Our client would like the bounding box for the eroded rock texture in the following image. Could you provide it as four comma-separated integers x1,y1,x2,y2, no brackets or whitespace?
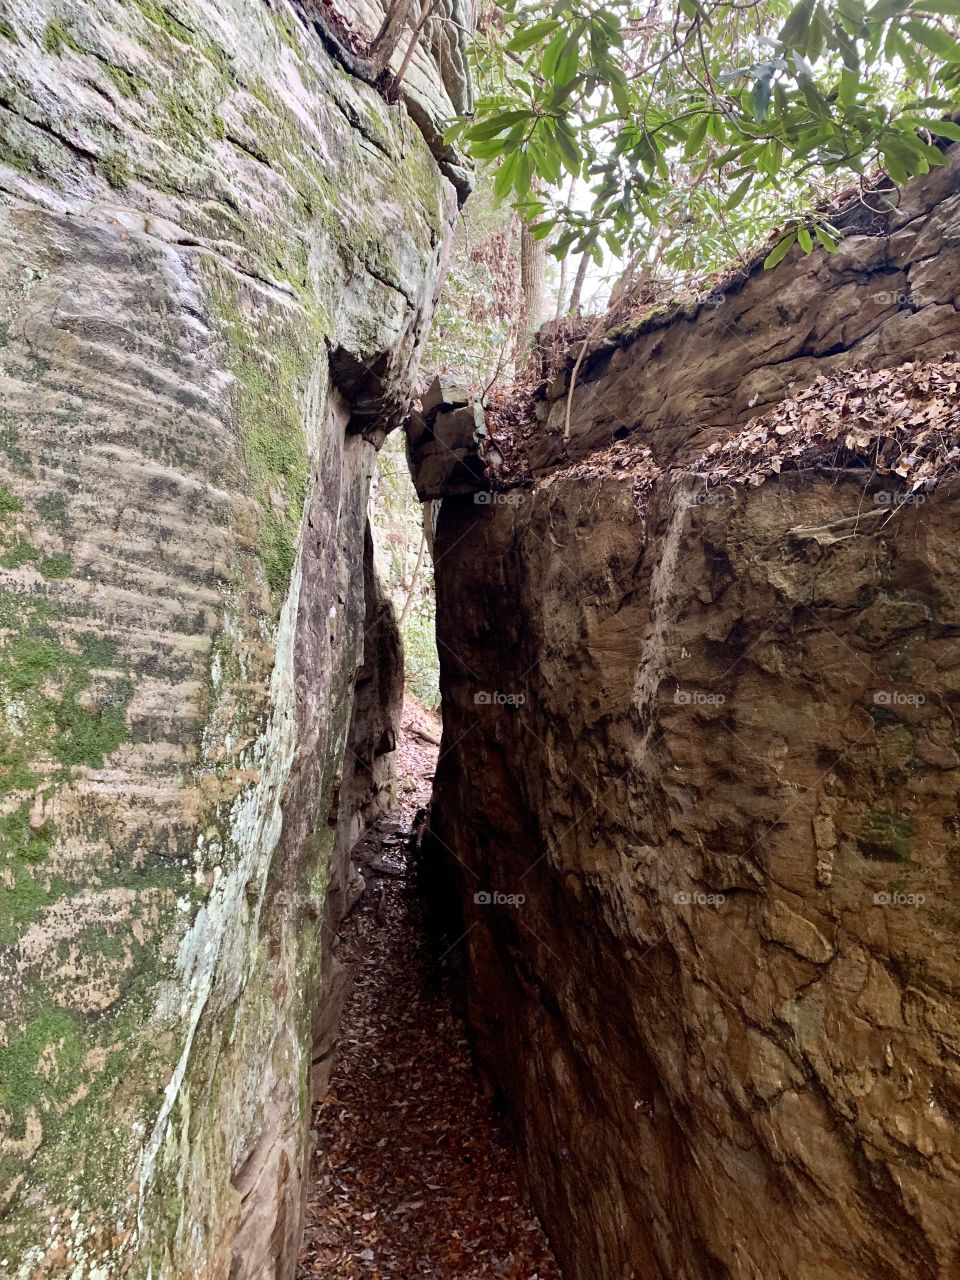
0,0,461,1274
429,158,960,1280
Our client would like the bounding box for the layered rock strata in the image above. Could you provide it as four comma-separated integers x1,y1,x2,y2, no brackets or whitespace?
0,0,463,1274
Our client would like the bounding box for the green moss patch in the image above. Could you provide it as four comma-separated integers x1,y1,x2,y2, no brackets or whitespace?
42,18,82,55
131,0,194,44
0,739,37,796
859,809,916,863
0,483,22,515
55,671,132,769
0,865,71,946
0,535,67,577
39,552,72,580
0,1008,84,1124
105,64,143,99
100,150,131,190
0,427,32,474
0,628,133,775
0,801,55,862
1,534,38,568
204,267,321,610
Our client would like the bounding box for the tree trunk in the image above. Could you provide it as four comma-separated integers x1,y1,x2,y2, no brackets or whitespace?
567,249,590,314
309,0,414,84
554,252,568,321
368,0,416,75
520,223,548,332
553,176,577,320
385,0,434,92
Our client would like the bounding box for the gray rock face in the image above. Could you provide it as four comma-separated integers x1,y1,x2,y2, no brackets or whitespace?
338,0,474,196
428,164,960,1280
406,377,490,499
0,1,460,1275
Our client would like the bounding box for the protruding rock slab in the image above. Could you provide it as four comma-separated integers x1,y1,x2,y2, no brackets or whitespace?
526,148,960,476
405,381,493,499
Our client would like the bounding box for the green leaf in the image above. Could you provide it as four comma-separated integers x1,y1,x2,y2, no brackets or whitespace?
529,218,556,241
553,122,581,176
467,110,532,142
832,18,860,68
469,137,511,160
806,3,828,58
726,174,753,208
902,115,960,139
837,65,859,104
555,31,582,84
516,149,533,196
797,224,813,251
880,147,911,183
761,138,783,177
609,74,632,117
753,76,772,121
791,48,815,80
507,18,560,53
683,113,711,159
814,223,839,251
904,17,960,60
541,28,568,79
867,0,912,20
533,123,563,184
493,151,520,202
764,229,797,268
551,227,578,258
779,0,815,47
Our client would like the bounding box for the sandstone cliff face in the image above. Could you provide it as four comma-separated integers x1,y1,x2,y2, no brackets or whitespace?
0,0,462,1274
427,157,960,1280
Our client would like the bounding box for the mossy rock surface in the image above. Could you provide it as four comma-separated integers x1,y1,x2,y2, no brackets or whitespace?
0,0,456,1272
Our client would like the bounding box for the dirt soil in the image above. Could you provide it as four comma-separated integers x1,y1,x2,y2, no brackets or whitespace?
297,695,561,1279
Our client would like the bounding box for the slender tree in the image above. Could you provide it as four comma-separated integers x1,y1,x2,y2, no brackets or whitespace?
520,219,548,328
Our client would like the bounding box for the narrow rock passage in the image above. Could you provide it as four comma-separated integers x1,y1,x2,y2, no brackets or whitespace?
298,698,560,1279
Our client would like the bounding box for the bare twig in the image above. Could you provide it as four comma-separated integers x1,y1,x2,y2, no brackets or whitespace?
390,0,437,94
562,312,607,441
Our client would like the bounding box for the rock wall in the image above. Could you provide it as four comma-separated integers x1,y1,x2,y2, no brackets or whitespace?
427,157,960,1280
0,0,463,1275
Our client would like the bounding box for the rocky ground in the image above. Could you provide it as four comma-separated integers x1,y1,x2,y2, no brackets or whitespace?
297,696,560,1279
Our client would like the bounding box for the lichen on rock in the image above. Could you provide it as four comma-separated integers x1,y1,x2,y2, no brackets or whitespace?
0,0,462,1273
